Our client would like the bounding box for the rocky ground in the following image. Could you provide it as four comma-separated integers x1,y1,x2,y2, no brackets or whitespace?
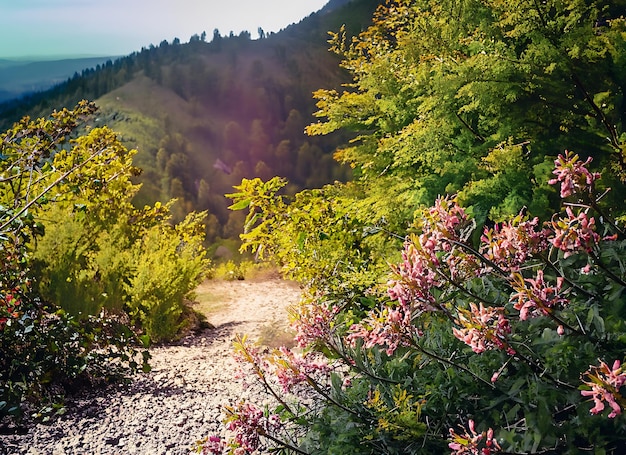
1,277,301,455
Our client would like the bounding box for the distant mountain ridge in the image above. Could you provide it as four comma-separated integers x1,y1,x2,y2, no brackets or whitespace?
0,1,359,103
0,56,119,103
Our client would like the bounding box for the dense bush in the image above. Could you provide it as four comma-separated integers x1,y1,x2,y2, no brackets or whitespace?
0,101,208,421
206,152,626,455
26,118,210,342
125,211,209,342
201,0,626,453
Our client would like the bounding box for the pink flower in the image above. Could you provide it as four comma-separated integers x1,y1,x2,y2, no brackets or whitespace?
452,303,514,355
510,270,569,320
550,207,600,257
347,304,420,356
291,300,339,348
201,435,226,454
548,150,600,198
270,346,331,393
581,360,626,418
449,420,501,454
224,402,282,453
388,197,480,313
480,213,549,272
388,241,441,312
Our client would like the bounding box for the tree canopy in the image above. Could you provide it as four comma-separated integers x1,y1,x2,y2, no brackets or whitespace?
307,0,626,224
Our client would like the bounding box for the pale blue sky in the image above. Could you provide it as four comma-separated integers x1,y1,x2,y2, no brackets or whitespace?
0,0,329,59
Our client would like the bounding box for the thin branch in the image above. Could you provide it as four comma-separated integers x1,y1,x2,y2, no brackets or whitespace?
590,251,626,288
262,432,310,455
408,338,496,390
455,112,485,142
328,341,402,385
303,374,360,417
571,72,620,150
0,146,106,234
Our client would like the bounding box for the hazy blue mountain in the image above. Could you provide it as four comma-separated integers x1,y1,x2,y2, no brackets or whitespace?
0,56,118,102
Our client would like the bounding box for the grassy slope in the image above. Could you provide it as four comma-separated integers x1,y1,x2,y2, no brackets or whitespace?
92,36,351,211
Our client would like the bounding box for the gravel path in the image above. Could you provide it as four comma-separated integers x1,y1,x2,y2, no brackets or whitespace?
1,278,301,455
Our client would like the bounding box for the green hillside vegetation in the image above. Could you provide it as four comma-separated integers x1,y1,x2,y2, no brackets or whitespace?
0,0,382,245
0,0,382,423
0,102,210,421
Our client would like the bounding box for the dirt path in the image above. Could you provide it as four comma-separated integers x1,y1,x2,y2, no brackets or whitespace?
2,277,301,455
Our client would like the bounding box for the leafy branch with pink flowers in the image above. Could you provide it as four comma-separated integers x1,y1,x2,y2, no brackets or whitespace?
200,150,626,454
201,1,626,453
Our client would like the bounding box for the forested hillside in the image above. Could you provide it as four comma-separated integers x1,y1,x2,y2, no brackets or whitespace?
0,0,382,243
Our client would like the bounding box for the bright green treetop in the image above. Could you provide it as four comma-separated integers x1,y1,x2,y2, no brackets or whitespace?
307,0,626,223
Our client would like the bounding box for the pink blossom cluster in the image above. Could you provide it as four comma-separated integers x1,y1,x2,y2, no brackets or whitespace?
448,419,501,454
422,196,471,248
216,402,281,454
271,346,332,393
419,197,479,279
348,304,418,355
201,435,227,455
233,339,270,381
548,150,600,198
452,303,514,355
291,300,339,348
387,197,485,315
510,270,568,320
581,359,626,418
480,214,549,272
550,207,600,258
388,241,441,312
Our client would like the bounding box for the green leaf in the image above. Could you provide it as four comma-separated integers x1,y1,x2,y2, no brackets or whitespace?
140,335,151,348
228,199,251,211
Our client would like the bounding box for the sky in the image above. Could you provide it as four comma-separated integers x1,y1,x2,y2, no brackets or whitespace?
0,0,329,60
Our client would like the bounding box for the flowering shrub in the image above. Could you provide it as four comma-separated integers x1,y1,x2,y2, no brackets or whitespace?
452,303,513,355
205,0,626,449
204,149,626,454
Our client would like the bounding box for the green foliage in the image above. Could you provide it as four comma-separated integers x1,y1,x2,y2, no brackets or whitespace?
228,177,396,294
307,0,626,221
0,102,151,422
32,205,131,316
0,307,149,421
206,1,626,454
213,261,249,281
125,211,209,342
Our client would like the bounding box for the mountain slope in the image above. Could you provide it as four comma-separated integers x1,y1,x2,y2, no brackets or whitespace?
0,0,383,243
